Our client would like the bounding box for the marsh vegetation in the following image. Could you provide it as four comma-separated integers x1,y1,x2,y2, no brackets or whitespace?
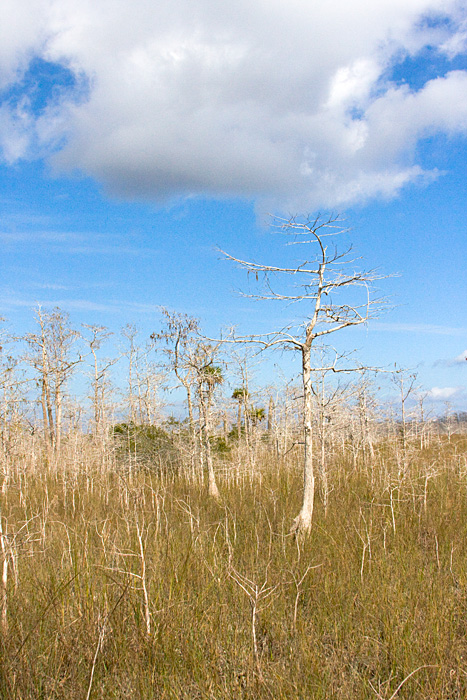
1,411,467,698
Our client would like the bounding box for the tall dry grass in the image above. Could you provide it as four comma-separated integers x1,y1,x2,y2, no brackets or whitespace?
0,430,467,698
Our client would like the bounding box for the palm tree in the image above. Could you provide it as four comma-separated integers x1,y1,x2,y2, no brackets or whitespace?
232,387,248,439
248,406,266,426
196,358,224,499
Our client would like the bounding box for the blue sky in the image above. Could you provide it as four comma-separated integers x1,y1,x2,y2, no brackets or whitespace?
1,0,467,410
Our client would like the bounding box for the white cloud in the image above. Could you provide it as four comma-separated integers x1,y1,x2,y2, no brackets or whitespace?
0,99,33,163
428,386,466,401
434,349,467,366
447,350,467,366
1,0,467,208
0,0,47,90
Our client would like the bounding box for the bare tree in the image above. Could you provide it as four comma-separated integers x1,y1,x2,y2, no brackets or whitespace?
232,387,248,441
351,371,380,468
152,310,224,489
391,366,418,462
414,388,433,450
308,347,354,516
0,324,28,488
151,310,200,439
82,324,119,435
25,307,82,456
121,324,139,425
191,342,224,499
222,214,386,535
134,352,165,426
229,347,264,465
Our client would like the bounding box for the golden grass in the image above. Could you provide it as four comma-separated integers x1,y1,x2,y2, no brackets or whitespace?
0,433,466,698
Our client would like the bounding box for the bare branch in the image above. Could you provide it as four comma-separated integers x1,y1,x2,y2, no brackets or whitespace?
221,212,393,536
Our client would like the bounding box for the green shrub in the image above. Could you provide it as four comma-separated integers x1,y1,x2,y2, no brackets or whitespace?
113,422,181,472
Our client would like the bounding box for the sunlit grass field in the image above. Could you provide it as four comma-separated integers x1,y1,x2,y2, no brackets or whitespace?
1,433,467,698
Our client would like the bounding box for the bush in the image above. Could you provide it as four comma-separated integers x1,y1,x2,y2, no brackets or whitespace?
112,422,182,472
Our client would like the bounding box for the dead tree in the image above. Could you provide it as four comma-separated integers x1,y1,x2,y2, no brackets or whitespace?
232,387,248,441
82,324,119,435
25,307,82,456
229,347,263,466
121,325,163,426
308,347,354,516
121,324,139,425
222,214,386,535
151,310,200,440
354,372,379,466
0,325,28,485
391,366,418,467
152,311,223,485
191,343,223,499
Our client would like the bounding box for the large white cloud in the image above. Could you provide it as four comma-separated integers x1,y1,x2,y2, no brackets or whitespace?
1,0,467,208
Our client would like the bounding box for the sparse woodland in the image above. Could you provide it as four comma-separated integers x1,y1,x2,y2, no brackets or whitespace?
1,219,467,698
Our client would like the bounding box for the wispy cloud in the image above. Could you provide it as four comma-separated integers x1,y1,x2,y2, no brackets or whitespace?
370,322,467,337
64,245,156,256
0,230,158,256
435,350,467,367
0,231,84,244
29,282,71,291
0,212,57,227
427,386,466,401
0,296,160,315
27,281,114,291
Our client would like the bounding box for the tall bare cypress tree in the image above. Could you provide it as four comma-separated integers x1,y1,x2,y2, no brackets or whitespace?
25,307,82,457
223,215,386,535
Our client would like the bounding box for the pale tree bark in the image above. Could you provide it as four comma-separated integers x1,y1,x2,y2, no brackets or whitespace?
25,307,82,459
266,393,278,454
131,346,165,425
392,367,418,465
356,373,378,465
152,312,224,490
121,324,138,425
82,324,118,436
34,311,55,452
152,310,199,444
192,344,223,499
48,308,82,455
232,387,248,443
304,348,355,515
120,325,164,426
295,345,315,532
0,336,26,489
231,349,260,464
198,387,220,499
415,390,432,450
221,214,388,536
267,395,274,433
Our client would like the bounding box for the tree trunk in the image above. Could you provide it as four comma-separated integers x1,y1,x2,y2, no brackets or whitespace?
41,378,54,460
199,389,220,499
205,428,220,499
237,402,242,440
291,345,315,535
55,389,62,455
185,384,195,436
